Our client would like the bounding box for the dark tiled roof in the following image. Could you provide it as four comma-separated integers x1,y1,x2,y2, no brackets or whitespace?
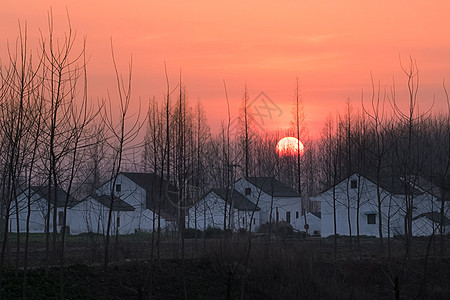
413,212,450,226
245,177,300,197
90,195,135,211
363,173,423,196
415,177,450,201
310,211,321,219
324,173,423,196
121,172,178,221
210,188,260,211
29,186,79,208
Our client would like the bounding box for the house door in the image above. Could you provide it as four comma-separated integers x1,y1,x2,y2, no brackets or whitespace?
286,211,291,224
58,211,64,226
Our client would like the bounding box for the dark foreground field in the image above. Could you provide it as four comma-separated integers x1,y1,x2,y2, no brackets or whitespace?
1,234,449,299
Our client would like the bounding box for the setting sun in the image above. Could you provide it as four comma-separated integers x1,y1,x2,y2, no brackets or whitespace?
276,137,304,157
1,2,449,297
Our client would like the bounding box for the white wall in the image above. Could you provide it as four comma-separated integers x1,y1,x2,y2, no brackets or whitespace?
97,174,147,210
234,178,302,230
411,216,438,236
69,198,114,234
187,192,259,232
296,212,321,235
320,174,409,237
9,192,65,233
94,174,167,233
69,197,167,235
9,173,170,235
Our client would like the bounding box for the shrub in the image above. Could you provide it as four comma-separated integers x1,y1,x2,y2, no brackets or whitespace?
204,227,224,238
183,228,204,239
60,225,71,235
258,221,294,236
237,228,247,235
294,231,308,238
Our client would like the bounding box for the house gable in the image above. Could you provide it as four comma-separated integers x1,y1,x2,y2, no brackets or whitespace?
319,173,424,237
121,172,179,221
96,172,179,221
234,177,302,228
187,189,260,231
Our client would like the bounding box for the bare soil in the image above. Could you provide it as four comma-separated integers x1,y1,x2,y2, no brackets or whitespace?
1,234,449,299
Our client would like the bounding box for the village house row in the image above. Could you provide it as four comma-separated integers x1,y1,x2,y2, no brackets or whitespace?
8,172,450,237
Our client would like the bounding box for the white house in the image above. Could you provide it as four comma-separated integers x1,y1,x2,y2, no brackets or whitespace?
412,212,450,236
297,212,321,235
187,188,260,232
413,177,450,215
411,177,450,236
9,186,79,233
96,172,178,231
69,172,178,234
234,177,303,231
320,173,441,237
68,194,135,235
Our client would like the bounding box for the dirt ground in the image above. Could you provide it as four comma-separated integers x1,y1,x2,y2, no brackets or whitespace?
1,234,449,299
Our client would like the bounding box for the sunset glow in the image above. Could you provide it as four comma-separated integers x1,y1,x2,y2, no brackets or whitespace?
1,2,449,294
276,137,304,157
2,1,450,137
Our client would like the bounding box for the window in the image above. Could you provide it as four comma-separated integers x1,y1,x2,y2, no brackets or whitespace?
117,216,121,228
367,214,376,224
286,211,291,224
58,211,64,226
296,211,299,219
350,180,357,189
245,188,251,195
115,184,121,193
242,217,245,226
276,208,279,223
253,219,255,225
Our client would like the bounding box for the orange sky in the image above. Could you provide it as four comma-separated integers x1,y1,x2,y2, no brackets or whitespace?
2,1,450,138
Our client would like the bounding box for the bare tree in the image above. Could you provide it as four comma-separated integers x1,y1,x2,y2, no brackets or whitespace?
238,85,255,178
0,21,44,294
291,78,307,233
439,83,450,254
102,41,141,270
341,101,353,248
187,100,211,250
391,58,431,251
143,98,163,259
320,113,344,258
36,11,90,272
56,42,99,299
352,112,368,248
361,75,391,253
